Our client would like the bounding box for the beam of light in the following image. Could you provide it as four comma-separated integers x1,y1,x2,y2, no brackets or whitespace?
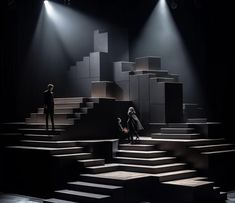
44,0,55,18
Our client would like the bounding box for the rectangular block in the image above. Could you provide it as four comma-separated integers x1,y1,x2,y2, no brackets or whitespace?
90,52,100,78
139,102,150,126
76,56,90,78
113,62,130,81
94,30,108,53
150,80,165,104
139,74,150,102
150,104,166,123
135,56,161,70
130,75,139,101
91,81,115,98
115,81,130,101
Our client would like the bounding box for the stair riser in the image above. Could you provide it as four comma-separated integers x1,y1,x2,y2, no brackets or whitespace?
55,154,93,160
119,146,156,151
78,160,105,167
116,152,166,158
167,123,189,128
151,135,199,139
161,129,194,134
54,104,81,109
55,192,110,203
68,184,121,195
121,165,186,174
193,145,235,152
87,166,119,174
79,176,123,186
50,148,84,155
114,158,176,166
20,141,77,148
20,129,62,135
38,108,75,114
26,118,75,125
160,171,196,182
54,98,84,103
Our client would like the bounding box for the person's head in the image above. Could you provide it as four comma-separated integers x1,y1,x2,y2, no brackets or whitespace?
47,84,54,92
128,107,136,115
117,117,121,123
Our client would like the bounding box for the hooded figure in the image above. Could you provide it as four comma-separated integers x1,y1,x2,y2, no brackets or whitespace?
127,107,144,143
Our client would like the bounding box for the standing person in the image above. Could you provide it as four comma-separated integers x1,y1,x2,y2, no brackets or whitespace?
127,107,144,144
43,84,55,130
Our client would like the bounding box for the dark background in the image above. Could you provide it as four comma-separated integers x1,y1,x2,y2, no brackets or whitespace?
1,0,233,137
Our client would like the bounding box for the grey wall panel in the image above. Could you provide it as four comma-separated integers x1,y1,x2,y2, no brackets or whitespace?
135,56,161,70
91,81,115,98
115,81,130,101
150,80,165,104
139,74,150,103
94,30,108,53
90,52,100,79
100,53,112,81
150,104,166,123
139,102,150,126
113,62,130,82
130,75,139,102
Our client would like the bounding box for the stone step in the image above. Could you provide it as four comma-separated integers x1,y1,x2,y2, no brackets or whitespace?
129,70,169,77
118,144,156,151
116,150,166,158
151,77,176,83
151,133,200,139
23,134,61,141
25,122,72,128
38,108,74,114
44,198,77,203
114,156,176,166
54,97,85,103
54,189,111,202
119,163,186,174
19,128,65,135
167,123,190,128
53,153,92,159
54,103,82,109
201,149,235,155
190,143,235,152
187,118,207,123
20,140,78,148
87,164,119,174
161,128,195,134
79,174,124,186
155,170,197,182
6,146,84,155
67,181,122,195
26,118,77,125
78,159,105,167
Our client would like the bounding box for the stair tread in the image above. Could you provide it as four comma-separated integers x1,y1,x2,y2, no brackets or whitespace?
26,123,72,126
161,127,194,130
44,198,78,203
21,140,78,144
119,144,154,147
202,149,235,155
119,162,186,169
53,153,91,157
115,156,176,161
164,179,214,187
191,143,234,149
56,189,110,199
19,128,65,131
117,150,165,153
87,163,119,169
6,146,82,150
154,170,196,177
68,181,122,189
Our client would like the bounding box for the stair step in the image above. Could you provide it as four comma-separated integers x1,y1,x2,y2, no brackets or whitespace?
26,118,77,125
54,103,82,109
167,123,190,128
161,128,195,134
118,144,155,151
119,163,186,174
190,143,235,152
78,159,105,167
44,198,77,203
38,108,75,114
19,128,64,135
87,164,119,174
202,149,235,155
130,70,169,77
151,77,176,83
187,118,207,123
116,150,166,158
6,146,83,155
114,156,176,166
23,134,61,141
155,170,197,182
151,133,200,139
20,140,78,148
68,181,122,194
53,153,92,159
54,97,85,103
55,189,110,202
25,123,72,128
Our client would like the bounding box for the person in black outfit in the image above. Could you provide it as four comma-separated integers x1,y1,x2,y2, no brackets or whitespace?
43,84,55,130
127,107,144,144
